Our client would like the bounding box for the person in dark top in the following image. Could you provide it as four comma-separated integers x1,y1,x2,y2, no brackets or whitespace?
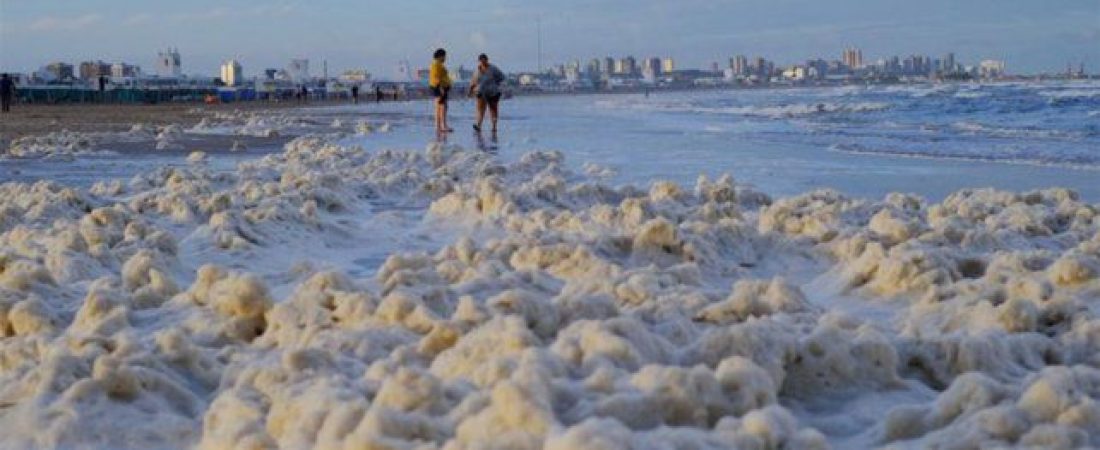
0,74,14,113
375,85,383,103
468,54,505,133
351,85,359,104
98,76,107,102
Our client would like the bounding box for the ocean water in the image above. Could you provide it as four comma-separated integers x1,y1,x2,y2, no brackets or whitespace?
5,80,1099,201
343,79,1100,201
594,81,1100,166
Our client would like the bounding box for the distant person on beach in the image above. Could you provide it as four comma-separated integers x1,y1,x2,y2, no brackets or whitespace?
469,53,505,133
0,74,13,113
98,76,107,102
375,85,383,103
351,85,359,104
429,48,454,132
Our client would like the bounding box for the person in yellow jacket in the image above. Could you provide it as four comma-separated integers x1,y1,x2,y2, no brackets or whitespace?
429,48,454,133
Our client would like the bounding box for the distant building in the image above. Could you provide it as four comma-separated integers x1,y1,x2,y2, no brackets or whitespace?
750,57,773,78
264,69,279,80
288,59,310,82
220,59,243,86
661,57,675,74
615,56,636,75
979,59,1006,79
806,59,828,79
602,57,615,75
643,58,661,76
456,65,474,81
415,68,431,83
842,47,863,69
111,62,140,78
565,61,581,84
782,65,807,81
518,73,540,86
942,52,956,74
395,60,413,82
340,69,371,83
79,60,112,80
730,55,748,76
43,62,75,82
157,48,182,78
586,59,601,77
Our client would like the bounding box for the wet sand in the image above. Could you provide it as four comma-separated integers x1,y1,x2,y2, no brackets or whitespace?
0,100,362,142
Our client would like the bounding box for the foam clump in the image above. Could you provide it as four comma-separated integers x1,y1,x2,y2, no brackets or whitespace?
0,132,1098,449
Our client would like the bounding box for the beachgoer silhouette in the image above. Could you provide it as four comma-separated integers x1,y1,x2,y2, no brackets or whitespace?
429,48,454,132
0,74,14,113
351,85,359,104
469,53,505,133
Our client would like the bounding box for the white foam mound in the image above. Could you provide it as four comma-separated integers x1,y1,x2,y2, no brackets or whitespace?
0,135,1097,449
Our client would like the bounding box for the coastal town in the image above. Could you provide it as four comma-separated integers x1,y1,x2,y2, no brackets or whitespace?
3,46,1093,104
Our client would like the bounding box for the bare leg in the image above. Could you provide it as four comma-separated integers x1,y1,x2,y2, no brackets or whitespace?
441,102,451,131
489,101,499,132
475,97,487,130
435,99,444,131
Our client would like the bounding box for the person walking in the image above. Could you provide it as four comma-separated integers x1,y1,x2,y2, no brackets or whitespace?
98,75,108,102
351,85,360,104
429,48,454,132
468,54,505,133
0,74,14,113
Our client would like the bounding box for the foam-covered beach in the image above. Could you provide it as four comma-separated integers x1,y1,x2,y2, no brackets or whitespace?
0,81,1098,449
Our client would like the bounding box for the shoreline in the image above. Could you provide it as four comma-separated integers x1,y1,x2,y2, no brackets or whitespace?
0,77,1053,142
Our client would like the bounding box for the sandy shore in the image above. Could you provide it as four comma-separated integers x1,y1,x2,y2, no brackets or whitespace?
0,100,367,142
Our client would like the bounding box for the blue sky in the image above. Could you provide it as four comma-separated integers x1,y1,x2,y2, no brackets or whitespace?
1,0,1097,78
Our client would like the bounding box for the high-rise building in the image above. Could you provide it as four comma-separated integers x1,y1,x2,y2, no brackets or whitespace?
44,62,75,81
661,57,675,74
565,61,581,83
750,56,772,77
602,57,615,75
79,61,112,80
730,55,748,76
806,59,828,79
157,48,182,78
643,58,661,76
843,47,863,69
979,60,1006,79
942,52,956,74
220,59,243,86
586,59,601,77
288,59,310,82
110,63,140,78
615,56,636,75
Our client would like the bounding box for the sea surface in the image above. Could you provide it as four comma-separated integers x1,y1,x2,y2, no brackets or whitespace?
6,80,1100,201
352,79,1100,201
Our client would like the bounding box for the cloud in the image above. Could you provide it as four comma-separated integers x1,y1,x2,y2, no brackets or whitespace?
27,13,103,32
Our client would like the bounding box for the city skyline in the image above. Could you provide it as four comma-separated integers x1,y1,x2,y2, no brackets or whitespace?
1,0,1097,77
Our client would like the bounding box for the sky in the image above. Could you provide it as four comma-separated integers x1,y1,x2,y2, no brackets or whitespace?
1,0,1097,79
